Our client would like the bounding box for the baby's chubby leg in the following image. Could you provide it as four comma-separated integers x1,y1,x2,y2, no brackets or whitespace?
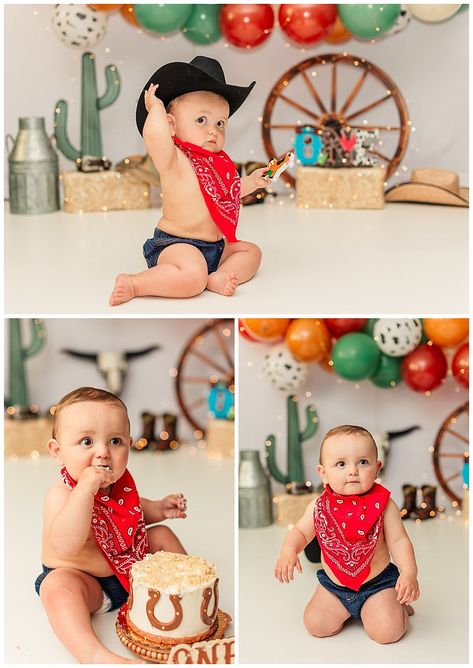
39,567,140,663
147,524,187,555
303,584,351,638
109,244,208,305
207,240,262,296
360,587,409,644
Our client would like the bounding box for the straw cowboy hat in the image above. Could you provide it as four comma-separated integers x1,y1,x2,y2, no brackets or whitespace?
136,56,256,137
385,168,468,207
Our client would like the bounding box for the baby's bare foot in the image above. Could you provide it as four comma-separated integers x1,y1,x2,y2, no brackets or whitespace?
206,271,238,296
403,603,415,616
109,274,135,306
88,647,145,663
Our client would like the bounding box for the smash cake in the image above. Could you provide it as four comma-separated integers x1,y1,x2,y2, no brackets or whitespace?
126,551,220,646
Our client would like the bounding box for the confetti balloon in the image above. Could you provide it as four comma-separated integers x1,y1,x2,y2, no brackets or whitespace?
373,319,422,357
182,4,222,44
52,4,108,49
262,344,308,392
285,318,332,362
337,4,401,39
385,4,411,35
371,354,402,388
401,344,447,392
120,4,140,26
134,4,193,34
220,4,274,49
332,333,381,381
325,318,368,339
452,342,469,388
239,319,290,343
279,4,338,45
408,4,461,22
423,319,469,347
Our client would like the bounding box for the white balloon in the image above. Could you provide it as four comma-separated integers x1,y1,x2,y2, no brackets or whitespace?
262,344,308,393
52,5,108,49
373,319,422,357
386,5,411,35
408,4,461,23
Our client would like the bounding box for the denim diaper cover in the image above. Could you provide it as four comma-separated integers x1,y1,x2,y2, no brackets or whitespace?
316,562,400,620
143,228,225,274
35,565,128,613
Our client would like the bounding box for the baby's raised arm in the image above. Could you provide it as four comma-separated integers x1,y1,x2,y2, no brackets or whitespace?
142,83,177,174
274,498,316,583
383,498,420,604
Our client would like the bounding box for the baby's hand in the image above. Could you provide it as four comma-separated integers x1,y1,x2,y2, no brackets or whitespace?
144,83,164,113
160,493,187,519
248,167,271,191
274,550,302,583
395,573,420,604
77,465,115,496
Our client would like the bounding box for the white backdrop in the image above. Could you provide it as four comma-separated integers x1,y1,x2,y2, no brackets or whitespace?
4,4,469,193
238,334,468,509
4,317,233,442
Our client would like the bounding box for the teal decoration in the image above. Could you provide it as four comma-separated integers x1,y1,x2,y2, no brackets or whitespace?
134,4,193,33
208,382,233,419
182,4,222,44
363,318,378,337
337,4,401,39
462,458,469,487
371,354,402,389
332,333,381,381
265,395,318,492
54,52,120,169
6,319,46,409
294,126,322,166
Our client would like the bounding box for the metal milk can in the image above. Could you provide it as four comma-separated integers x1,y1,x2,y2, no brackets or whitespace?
7,117,60,214
238,450,273,528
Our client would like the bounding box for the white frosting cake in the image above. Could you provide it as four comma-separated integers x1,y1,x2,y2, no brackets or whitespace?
127,552,219,645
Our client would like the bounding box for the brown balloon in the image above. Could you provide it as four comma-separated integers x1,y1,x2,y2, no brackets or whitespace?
285,318,332,362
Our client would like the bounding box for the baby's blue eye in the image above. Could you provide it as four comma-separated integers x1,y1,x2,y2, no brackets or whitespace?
79,437,93,447
110,438,122,447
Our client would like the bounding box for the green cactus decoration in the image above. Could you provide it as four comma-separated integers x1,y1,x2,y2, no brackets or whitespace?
54,51,120,170
265,395,319,494
6,319,46,412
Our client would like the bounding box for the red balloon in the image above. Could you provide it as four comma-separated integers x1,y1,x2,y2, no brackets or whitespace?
324,319,368,339
220,4,274,49
452,343,469,388
279,4,337,45
401,344,447,392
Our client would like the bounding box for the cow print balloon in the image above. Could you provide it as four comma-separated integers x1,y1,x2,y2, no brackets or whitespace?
52,4,108,49
373,319,422,357
262,344,308,392
386,5,411,36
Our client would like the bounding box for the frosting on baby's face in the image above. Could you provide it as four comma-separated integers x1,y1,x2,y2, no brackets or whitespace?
317,433,381,496
167,91,229,153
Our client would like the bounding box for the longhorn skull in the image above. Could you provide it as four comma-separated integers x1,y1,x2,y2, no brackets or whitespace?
62,346,160,395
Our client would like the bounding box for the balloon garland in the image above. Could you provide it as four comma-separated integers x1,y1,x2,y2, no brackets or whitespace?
51,3,465,52
239,318,469,394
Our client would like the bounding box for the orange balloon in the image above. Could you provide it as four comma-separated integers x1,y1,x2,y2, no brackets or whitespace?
318,354,334,374
423,319,469,347
325,15,351,44
240,318,290,343
120,4,139,26
88,4,122,11
285,318,332,362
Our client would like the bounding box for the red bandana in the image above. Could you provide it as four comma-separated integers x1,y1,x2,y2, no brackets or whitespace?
61,467,149,591
174,137,241,242
314,483,391,591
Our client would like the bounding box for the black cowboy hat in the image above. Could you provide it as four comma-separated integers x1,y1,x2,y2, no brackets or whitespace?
136,56,256,136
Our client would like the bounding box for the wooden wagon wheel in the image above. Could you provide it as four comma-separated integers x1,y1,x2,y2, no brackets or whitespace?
432,401,469,507
262,53,410,189
175,319,234,437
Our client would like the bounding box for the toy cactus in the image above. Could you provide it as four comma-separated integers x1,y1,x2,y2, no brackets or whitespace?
54,51,120,172
265,395,318,494
6,319,46,415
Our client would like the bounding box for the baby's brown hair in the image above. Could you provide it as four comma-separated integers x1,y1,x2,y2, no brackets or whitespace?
51,387,129,439
319,425,378,465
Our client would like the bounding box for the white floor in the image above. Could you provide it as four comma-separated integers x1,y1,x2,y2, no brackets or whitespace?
4,447,234,664
4,199,468,315
239,517,468,664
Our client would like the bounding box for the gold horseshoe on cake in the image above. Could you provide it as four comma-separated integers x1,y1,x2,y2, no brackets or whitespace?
146,590,183,631
200,578,219,626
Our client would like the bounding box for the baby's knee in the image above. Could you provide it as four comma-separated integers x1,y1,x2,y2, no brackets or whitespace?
246,242,262,265
303,609,342,638
179,267,207,296
367,622,406,644
39,568,86,603
147,524,177,551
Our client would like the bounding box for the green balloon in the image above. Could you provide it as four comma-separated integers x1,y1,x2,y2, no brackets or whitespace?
363,318,378,337
182,4,222,45
458,4,469,13
332,333,381,381
371,353,402,389
337,4,401,39
134,4,193,34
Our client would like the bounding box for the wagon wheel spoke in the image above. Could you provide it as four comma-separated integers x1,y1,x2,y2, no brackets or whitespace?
345,93,393,123
188,348,227,375
366,148,391,163
279,93,321,124
349,124,401,132
181,376,213,384
300,70,327,115
443,471,461,484
213,327,233,371
331,62,337,113
186,396,207,411
339,69,369,117
437,453,467,458
444,427,469,445
266,124,303,130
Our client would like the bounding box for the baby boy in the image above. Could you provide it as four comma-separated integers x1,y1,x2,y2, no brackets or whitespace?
275,425,420,644
35,387,187,663
110,56,268,305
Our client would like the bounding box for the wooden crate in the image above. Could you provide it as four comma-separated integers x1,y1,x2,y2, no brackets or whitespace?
296,166,385,209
